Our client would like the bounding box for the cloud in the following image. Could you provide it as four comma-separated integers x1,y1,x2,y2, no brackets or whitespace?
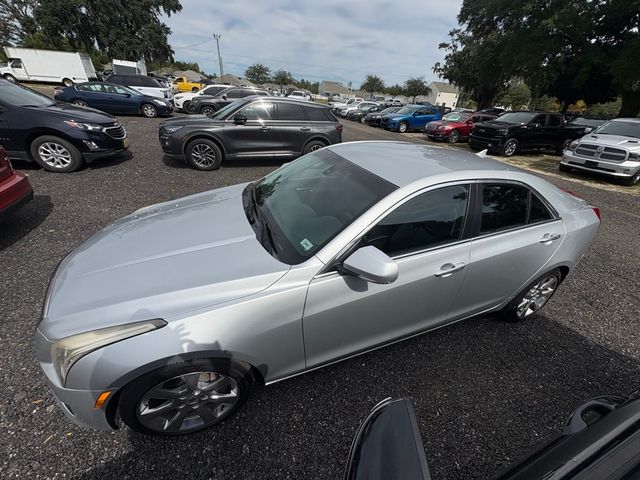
164,0,463,87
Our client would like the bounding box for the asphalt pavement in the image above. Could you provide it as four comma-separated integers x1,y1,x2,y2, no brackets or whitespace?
1,115,639,480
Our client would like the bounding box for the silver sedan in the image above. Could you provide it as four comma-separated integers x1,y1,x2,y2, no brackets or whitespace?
35,141,601,435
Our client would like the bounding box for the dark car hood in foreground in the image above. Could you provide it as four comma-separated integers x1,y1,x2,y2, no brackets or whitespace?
31,103,117,123
40,184,289,339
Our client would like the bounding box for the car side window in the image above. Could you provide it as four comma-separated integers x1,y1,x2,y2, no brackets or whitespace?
529,194,553,223
76,84,90,92
548,115,563,127
361,185,470,257
480,184,529,233
531,114,547,127
276,103,306,121
238,102,274,120
305,107,330,121
226,89,244,98
113,85,130,95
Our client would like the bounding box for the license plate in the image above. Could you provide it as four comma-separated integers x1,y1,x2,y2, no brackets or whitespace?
585,160,598,168
123,138,129,149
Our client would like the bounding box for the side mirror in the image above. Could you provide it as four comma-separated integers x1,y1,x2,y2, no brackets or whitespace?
233,114,247,125
342,246,398,284
584,127,593,134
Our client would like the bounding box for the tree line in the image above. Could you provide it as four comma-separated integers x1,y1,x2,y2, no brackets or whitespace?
244,64,320,93
360,74,432,102
434,0,640,117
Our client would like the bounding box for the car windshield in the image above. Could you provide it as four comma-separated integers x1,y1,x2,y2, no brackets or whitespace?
245,149,397,264
0,81,55,107
395,107,416,114
569,117,603,128
592,121,640,138
380,107,399,114
443,112,472,121
495,112,536,124
210,101,243,119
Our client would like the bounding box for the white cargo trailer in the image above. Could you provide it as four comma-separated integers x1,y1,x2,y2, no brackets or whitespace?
0,47,97,86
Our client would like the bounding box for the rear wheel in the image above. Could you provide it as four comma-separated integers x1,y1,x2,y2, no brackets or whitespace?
201,106,216,118
303,140,326,155
141,103,158,118
72,99,88,107
447,129,460,143
398,121,408,133
30,135,83,173
119,358,256,436
62,78,74,87
502,138,518,156
186,138,222,170
499,269,562,322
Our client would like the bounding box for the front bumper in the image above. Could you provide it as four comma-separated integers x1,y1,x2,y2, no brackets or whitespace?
70,127,129,162
158,130,185,157
34,329,117,431
469,134,505,152
561,150,640,179
425,129,451,140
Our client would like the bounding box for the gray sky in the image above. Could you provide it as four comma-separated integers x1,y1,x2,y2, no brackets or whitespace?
164,0,463,86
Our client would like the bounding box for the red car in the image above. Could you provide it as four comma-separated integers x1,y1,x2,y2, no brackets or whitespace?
425,110,498,143
0,146,33,219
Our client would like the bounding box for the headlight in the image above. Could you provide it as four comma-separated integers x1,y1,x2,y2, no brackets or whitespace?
628,152,639,161
51,319,167,385
153,99,167,106
566,141,579,152
162,125,183,134
63,120,104,131
498,128,509,135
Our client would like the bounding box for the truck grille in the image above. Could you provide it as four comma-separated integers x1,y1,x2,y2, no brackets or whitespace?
575,143,627,162
104,123,126,140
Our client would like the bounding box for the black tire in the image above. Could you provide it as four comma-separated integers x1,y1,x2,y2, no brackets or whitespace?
499,268,562,322
558,163,572,173
621,171,640,186
141,103,158,118
186,138,223,170
303,140,326,155
30,135,83,173
183,100,192,113
119,358,256,436
3,73,16,83
398,121,408,133
502,138,518,157
72,99,88,107
447,129,460,143
201,106,216,118
62,78,74,87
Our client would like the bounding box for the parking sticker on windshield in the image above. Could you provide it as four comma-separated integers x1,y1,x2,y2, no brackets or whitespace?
300,239,314,251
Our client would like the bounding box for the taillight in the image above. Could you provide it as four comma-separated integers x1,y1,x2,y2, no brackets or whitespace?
336,123,343,133
562,189,601,222
591,206,601,222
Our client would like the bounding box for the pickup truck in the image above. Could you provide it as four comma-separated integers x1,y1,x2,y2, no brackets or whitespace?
469,111,589,157
172,76,204,93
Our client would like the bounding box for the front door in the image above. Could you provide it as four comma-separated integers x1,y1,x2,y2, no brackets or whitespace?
8,59,29,81
525,114,548,148
303,184,473,368
222,100,279,157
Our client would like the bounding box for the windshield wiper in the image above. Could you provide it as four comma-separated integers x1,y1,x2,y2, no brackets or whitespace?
245,183,278,257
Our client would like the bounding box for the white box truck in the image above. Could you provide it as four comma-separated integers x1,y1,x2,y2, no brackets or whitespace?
1,47,97,86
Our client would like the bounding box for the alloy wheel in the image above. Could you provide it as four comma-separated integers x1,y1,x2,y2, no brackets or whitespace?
142,104,157,117
504,140,518,156
202,107,215,117
137,371,239,434
38,142,72,169
399,122,407,133
516,275,558,319
307,144,323,152
73,100,88,107
190,143,217,167
448,130,459,143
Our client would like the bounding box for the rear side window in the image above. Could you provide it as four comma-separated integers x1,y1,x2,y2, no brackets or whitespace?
529,194,553,223
276,103,306,121
226,89,245,99
305,107,332,121
481,184,529,233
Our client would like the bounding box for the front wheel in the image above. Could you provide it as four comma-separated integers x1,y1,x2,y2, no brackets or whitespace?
3,74,17,83
119,358,256,435
30,135,83,172
502,138,518,157
191,87,199,92
447,129,460,143
499,269,562,322
621,170,640,186
398,121,408,133
186,138,223,170
141,103,158,118
183,100,192,113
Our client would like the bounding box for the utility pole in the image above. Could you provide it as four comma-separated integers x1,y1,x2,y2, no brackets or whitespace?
213,33,224,80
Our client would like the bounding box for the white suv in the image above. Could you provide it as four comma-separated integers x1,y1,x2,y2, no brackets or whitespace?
561,118,640,186
173,84,228,112
287,90,311,101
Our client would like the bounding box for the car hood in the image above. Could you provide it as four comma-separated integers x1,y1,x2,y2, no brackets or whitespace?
580,134,640,150
32,102,117,123
40,183,290,340
427,120,458,128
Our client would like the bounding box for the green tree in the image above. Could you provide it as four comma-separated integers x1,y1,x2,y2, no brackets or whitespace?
360,74,385,99
386,84,404,96
498,81,531,110
272,69,294,89
0,0,37,45
404,77,431,103
244,63,271,85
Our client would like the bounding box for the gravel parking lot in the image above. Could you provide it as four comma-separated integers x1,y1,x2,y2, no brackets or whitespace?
1,114,639,480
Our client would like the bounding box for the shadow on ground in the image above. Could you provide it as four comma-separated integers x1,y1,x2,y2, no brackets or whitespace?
0,195,53,250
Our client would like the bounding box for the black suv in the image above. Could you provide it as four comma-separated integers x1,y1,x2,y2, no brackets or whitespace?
159,96,342,170
0,79,128,172
469,111,588,157
189,86,271,117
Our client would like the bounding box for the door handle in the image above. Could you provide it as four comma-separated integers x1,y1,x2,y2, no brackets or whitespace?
435,262,466,278
260,126,271,131
300,127,311,131
539,233,562,244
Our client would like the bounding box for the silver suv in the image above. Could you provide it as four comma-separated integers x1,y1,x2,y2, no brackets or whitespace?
561,118,640,186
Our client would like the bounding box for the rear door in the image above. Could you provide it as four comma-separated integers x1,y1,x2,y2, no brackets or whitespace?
525,114,548,148
222,100,279,157
545,114,564,149
272,102,312,155
410,107,436,130
75,83,109,110
450,182,564,319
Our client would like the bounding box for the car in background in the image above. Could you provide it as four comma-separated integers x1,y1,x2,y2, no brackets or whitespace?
425,111,498,143
380,105,444,132
346,104,387,123
0,79,128,172
189,86,271,117
172,84,228,112
469,111,590,157
159,97,342,170
53,82,172,118
106,74,172,99
567,116,608,133
36,141,599,435
479,107,505,116
338,101,378,118
363,106,401,127
330,97,364,112
561,118,640,186
346,390,640,480
392,98,404,106
172,76,203,93
287,90,311,101
0,146,33,219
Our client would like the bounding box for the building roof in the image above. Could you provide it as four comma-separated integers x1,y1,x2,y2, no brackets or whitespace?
217,74,255,86
320,80,351,95
429,81,459,94
174,70,203,82
327,141,516,187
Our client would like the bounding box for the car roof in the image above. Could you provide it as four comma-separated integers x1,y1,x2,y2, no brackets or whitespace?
611,118,640,123
327,141,518,187
244,96,331,109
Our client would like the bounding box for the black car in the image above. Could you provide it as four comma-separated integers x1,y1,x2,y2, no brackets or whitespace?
53,82,173,118
159,96,342,170
479,107,506,116
0,79,128,172
567,116,608,133
469,111,589,157
346,392,640,480
346,104,386,123
189,86,271,117
363,106,401,127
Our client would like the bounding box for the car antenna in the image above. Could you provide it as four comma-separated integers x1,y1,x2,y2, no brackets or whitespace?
476,149,488,158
